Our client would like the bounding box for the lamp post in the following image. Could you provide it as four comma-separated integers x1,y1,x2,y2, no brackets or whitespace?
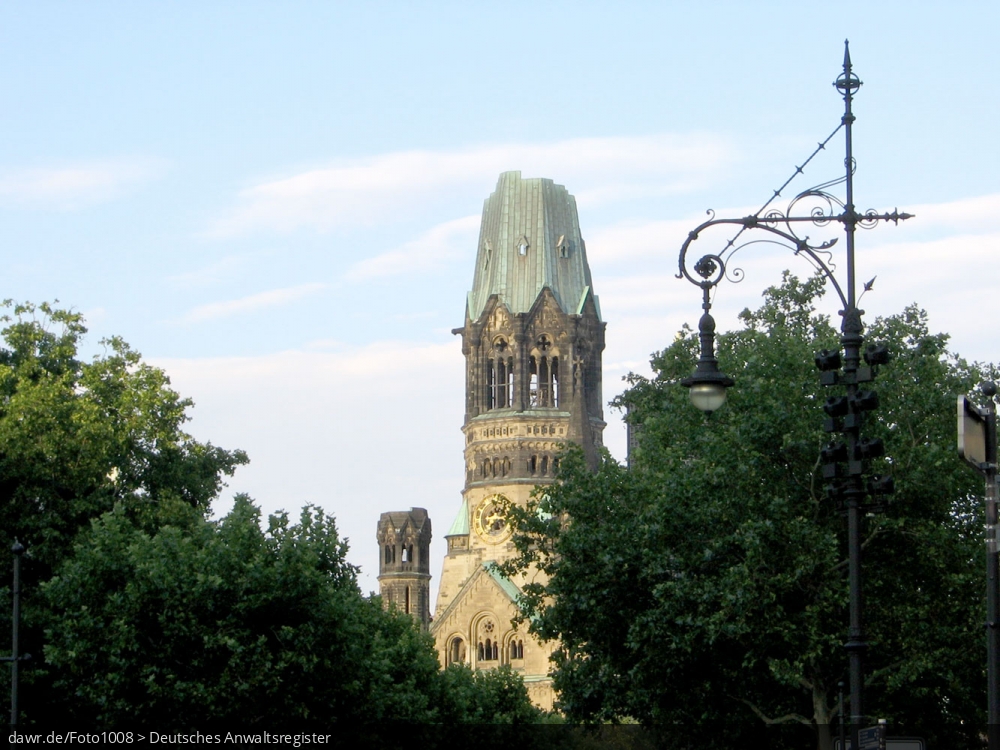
676,42,910,746
3,541,29,730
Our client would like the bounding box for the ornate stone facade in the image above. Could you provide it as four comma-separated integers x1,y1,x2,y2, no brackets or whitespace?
431,172,605,710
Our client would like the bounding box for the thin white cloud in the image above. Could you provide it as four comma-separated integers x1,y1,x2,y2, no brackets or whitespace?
208,134,734,237
167,254,254,289
0,158,167,210
183,283,328,323
345,215,479,281
896,193,1000,233
586,192,1000,278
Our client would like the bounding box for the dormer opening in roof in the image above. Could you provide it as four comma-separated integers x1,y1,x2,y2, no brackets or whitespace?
556,235,570,258
517,235,529,256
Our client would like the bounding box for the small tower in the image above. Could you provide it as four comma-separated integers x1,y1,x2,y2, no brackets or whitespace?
376,508,432,629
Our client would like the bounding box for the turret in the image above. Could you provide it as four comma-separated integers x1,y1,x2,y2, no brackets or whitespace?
376,508,432,628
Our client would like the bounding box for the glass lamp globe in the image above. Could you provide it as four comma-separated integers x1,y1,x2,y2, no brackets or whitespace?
688,382,728,413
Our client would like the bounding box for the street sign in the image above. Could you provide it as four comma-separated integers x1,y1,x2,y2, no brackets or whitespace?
835,738,925,750
959,394,989,471
858,726,881,750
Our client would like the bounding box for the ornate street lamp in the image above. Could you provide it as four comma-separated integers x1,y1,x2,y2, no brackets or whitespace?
675,41,910,746
680,265,734,413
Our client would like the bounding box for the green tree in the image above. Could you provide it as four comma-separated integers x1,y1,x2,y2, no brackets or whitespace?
0,301,247,578
1,301,543,729
501,275,989,749
438,663,547,724
0,301,247,719
42,498,444,727
43,496,544,729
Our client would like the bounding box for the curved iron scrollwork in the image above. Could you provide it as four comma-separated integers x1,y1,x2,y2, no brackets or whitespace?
678,212,851,309
677,141,909,313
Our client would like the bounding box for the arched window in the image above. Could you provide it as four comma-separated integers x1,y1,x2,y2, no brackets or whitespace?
450,637,465,666
541,455,549,475
551,357,559,405
487,338,514,410
529,337,559,408
405,586,410,614
401,546,408,563
480,639,498,661
510,639,524,660
408,544,414,563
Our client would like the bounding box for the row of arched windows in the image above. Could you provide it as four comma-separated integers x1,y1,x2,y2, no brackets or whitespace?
383,544,416,564
477,455,560,478
527,455,559,476
482,457,512,478
478,639,499,661
448,636,524,665
483,337,561,411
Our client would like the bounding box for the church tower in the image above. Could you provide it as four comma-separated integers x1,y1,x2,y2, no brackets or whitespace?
430,172,605,710
377,508,432,629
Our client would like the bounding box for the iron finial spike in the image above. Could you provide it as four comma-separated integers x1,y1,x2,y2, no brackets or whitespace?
844,39,851,69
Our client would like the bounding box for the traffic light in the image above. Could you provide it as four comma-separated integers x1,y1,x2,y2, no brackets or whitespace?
824,396,849,417
864,343,890,366
867,474,895,496
821,441,848,479
851,390,879,412
815,341,893,510
856,437,885,460
815,349,842,371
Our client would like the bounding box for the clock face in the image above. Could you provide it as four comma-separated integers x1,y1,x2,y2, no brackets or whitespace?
473,495,513,545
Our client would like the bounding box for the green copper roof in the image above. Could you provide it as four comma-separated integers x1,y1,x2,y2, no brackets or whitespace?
467,171,600,322
484,562,522,603
446,497,470,537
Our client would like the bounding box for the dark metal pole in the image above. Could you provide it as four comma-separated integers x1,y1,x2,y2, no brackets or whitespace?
836,40,866,749
9,541,24,730
839,681,847,750
983,382,999,749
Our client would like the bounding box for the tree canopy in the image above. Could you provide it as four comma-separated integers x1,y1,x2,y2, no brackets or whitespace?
501,274,991,749
0,301,247,580
1,301,542,729
43,496,543,728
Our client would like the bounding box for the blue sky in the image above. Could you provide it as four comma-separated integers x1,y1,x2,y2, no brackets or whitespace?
3,2,998,597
